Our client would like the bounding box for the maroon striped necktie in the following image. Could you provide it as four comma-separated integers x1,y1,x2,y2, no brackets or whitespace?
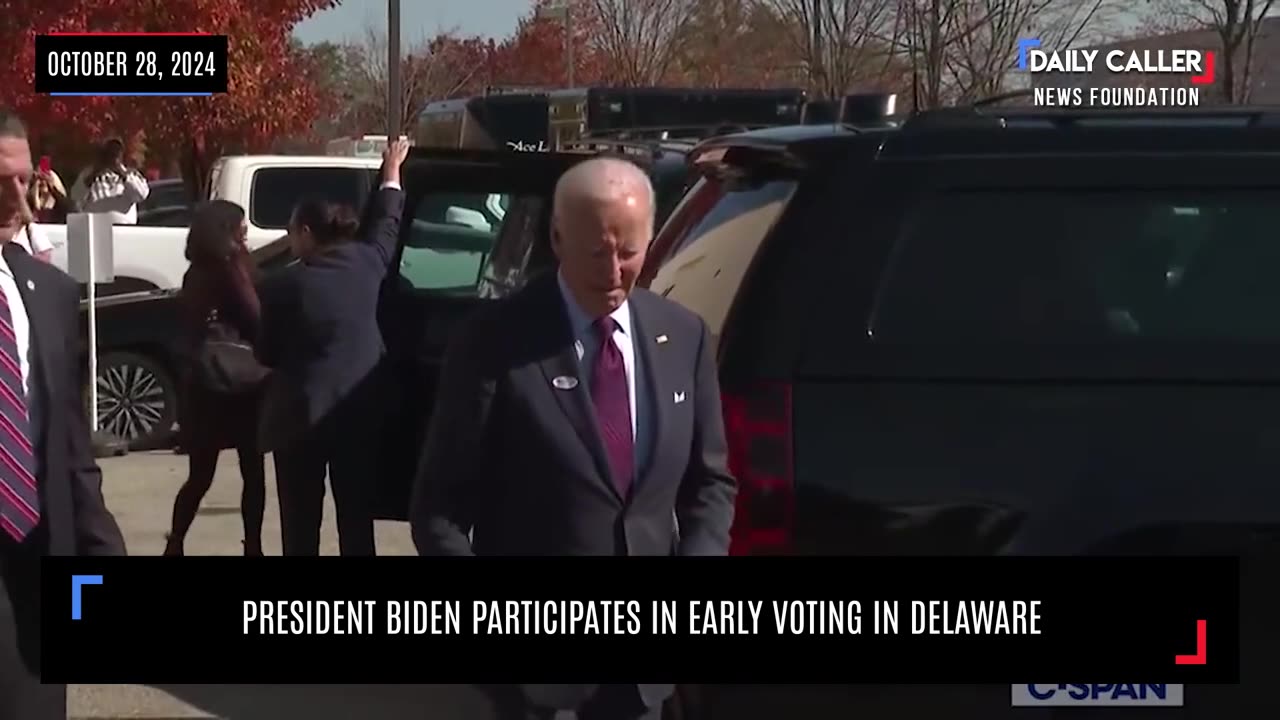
589,317,633,497
0,286,38,541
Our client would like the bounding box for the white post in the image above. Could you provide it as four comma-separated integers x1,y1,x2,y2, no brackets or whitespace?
67,212,113,432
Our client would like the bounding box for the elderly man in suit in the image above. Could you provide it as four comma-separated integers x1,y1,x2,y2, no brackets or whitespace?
0,110,126,719
411,156,737,720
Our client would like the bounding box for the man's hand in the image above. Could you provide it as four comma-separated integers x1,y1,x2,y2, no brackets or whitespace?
381,137,410,186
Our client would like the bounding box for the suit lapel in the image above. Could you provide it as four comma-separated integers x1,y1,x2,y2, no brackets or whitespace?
530,277,618,499
629,292,677,493
3,244,57,409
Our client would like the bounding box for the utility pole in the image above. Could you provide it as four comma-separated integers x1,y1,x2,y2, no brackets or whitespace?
536,3,574,88
387,0,401,138
566,6,575,88
811,0,824,98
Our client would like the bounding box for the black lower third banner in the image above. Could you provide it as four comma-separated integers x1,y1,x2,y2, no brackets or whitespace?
42,558,1237,683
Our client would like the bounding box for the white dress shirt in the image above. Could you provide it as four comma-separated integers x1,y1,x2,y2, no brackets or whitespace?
557,272,637,440
0,247,36,409
13,223,56,255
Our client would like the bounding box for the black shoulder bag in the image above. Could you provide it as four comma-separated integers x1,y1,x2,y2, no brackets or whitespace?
191,310,270,394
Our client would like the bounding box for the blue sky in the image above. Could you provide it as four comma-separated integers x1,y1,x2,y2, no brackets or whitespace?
294,0,534,44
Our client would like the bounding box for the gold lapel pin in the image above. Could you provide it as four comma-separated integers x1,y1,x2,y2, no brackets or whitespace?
656,334,668,344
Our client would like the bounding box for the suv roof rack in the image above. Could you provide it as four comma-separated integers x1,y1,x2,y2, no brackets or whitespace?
560,138,691,158
902,90,1280,131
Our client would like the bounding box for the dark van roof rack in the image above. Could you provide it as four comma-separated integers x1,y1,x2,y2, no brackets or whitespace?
418,86,807,151
801,93,899,126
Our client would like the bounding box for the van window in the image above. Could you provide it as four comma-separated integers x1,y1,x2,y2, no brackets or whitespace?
647,179,797,337
872,188,1280,342
400,191,513,293
249,167,369,229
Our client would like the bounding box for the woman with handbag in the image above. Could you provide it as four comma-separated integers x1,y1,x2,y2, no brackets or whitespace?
164,200,270,556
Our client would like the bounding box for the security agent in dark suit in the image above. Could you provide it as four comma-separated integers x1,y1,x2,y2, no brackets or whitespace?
0,110,126,720
411,157,737,720
256,138,410,556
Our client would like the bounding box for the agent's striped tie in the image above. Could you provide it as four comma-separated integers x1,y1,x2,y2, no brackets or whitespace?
0,287,37,541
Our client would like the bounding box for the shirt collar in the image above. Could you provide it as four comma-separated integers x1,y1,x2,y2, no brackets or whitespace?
0,241,14,279
556,270,631,339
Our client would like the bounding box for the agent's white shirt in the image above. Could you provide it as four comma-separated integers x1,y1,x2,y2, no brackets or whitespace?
0,245,36,404
12,223,56,256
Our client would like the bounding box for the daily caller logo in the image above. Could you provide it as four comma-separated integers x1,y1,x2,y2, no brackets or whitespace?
1017,38,1215,108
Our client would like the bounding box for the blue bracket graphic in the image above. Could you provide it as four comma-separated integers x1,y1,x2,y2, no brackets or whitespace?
1017,38,1042,70
71,575,103,620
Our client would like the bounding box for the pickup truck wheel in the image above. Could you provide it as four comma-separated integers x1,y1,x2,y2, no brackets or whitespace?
93,352,178,451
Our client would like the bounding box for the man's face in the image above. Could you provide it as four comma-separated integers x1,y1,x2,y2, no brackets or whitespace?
0,136,33,243
553,190,651,318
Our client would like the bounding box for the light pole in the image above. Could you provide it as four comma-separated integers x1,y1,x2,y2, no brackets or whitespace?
387,0,401,137
535,2,574,88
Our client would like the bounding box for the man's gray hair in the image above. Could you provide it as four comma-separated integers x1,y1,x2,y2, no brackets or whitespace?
0,110,28,140
553,156,656,225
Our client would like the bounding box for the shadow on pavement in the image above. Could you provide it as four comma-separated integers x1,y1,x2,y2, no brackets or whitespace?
152,684,495,720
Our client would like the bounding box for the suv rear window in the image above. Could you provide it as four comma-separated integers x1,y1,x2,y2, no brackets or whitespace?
646,178,796,337
872,188,1280,342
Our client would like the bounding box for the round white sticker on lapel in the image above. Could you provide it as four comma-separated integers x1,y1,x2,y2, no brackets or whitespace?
552,375,578,390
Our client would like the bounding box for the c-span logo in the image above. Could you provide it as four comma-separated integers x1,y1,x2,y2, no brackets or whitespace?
1011,684,1185,707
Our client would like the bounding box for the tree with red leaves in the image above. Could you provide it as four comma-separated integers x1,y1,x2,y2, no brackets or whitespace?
0,0,336,197
490,0,609,88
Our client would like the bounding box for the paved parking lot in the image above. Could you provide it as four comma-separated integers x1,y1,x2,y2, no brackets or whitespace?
68,452,931,720
62,451,1272,720
70,449,454,719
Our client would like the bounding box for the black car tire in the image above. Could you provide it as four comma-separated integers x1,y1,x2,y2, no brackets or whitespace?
92,351,178,451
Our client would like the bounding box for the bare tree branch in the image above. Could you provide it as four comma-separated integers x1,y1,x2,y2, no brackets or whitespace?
764,0,902,97
588,0,697,85
348,25,483,134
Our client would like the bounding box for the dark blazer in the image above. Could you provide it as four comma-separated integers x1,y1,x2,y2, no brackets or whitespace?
410,271,736,710
256,187,404,429
0,243,126,559
411,271,736,557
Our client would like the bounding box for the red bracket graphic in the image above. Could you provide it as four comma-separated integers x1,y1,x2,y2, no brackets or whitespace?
1191,51,1216,85
1174,619,1207,665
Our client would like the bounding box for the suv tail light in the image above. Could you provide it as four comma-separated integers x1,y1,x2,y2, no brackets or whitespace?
722,382,794,555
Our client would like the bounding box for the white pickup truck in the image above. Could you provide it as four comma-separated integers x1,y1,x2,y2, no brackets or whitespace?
48,154,382,294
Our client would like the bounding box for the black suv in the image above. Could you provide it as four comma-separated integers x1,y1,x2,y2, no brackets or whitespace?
644,106,1280,558
641,107,1280,716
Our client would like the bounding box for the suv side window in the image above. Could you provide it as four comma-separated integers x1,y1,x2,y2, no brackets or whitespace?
399,191,518,293
872,188,1280,342
476,196,546,298
250,167,369,230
